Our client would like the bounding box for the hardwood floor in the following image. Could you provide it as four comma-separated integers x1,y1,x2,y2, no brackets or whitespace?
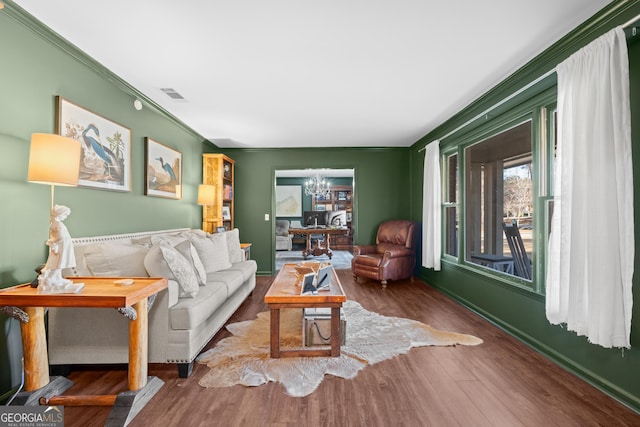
57,272,639,426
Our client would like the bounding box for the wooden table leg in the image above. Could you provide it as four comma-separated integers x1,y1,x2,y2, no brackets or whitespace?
303,235,312,259
330,306,340,357
21,307,50,391
270,308,280,358
128,298,148,391
325,232,333,259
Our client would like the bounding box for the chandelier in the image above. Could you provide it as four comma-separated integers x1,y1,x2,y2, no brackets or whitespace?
304,175,331,199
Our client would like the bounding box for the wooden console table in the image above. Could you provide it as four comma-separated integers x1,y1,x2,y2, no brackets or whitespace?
0,276,167,426
288,227,349,259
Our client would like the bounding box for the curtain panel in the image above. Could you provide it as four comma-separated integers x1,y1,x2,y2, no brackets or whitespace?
546,26,634,348
422,140,441,270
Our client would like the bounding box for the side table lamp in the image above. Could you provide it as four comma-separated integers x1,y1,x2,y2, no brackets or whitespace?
27,133,84,293
198,184,216,233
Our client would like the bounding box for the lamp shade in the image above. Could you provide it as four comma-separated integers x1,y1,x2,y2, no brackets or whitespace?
27,133,81,186
198,184,216,205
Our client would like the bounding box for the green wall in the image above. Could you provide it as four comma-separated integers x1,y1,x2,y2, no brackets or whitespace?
215,148,411,275
0,7,209,397
409,0,640,412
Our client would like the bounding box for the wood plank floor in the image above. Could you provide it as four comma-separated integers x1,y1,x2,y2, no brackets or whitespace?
57,272,640,426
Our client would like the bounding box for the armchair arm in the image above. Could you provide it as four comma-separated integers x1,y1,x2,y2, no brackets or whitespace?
380,246,414,261
353,245,377,256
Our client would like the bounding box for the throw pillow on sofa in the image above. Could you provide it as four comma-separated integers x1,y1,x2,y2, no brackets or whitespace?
144,245,199,298
174,240,207,286
190,233,232,273
225,228,244,264
84,243,149,277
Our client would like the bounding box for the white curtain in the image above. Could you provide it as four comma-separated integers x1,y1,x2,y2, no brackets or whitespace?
546,26,634,348
422,140,441,270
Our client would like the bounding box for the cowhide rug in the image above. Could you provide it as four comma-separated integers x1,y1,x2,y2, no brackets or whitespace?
197,300,482,397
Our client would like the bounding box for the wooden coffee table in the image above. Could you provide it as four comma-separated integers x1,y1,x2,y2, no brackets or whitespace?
264,263,346,358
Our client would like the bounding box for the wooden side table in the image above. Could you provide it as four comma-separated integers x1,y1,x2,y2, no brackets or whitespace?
0,276,167,426
240,243,252,260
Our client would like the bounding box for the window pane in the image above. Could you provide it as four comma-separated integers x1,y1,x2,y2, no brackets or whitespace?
465,121,533,280
444,154,458,256
446,154,457,203
445,206,458,256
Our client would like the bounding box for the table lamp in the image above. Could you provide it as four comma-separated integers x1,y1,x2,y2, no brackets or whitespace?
197,184,216,206
27,133,83,293
198,184,216,233
27,133,81,209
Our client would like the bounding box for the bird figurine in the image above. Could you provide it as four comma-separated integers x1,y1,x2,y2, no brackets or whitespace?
81,124,123,182
156,157,177,182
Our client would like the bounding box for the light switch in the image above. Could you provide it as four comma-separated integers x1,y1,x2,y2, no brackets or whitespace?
264,213,270,221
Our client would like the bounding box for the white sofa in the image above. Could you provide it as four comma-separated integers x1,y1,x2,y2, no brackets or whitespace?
47,228,256,378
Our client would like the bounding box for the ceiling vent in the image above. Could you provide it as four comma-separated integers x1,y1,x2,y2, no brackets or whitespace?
160,88,185,100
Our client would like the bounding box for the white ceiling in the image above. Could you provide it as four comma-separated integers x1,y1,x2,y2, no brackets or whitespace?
12,0,613,149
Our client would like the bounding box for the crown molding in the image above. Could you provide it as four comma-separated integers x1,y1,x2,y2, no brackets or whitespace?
3,0,208,144
414,0,640,149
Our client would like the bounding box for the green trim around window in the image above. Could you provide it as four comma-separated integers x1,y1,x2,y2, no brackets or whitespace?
440,87,557,294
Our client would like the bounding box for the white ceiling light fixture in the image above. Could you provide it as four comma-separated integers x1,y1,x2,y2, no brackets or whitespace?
304,175,331,199
133,99,142,110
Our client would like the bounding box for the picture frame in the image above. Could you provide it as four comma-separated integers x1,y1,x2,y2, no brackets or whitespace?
216,226,227,233
56,96,132,192
222,205,231,220
144,137,182,199
346,212,352,222
301,272,317,295
275,185,302,217
316,264,332,289
337,191,347,201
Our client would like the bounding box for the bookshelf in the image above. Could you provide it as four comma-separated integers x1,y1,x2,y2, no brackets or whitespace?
311,185,353,250
202,154,234,233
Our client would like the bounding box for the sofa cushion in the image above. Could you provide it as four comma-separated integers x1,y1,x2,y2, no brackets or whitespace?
225,228,244,264
170,284,228,330
174,240,207,286
191,233,232,273
144,245,199,298
227,260,258,282
206,269,245,297
84,243,149,277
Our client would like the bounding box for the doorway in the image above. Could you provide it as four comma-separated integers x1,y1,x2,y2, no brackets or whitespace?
274,168,355,271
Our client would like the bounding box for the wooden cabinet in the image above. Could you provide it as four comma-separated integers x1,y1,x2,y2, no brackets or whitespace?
202,154,234,233
312,185,353,250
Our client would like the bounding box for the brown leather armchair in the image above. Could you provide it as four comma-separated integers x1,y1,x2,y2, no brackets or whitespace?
351,220,418,289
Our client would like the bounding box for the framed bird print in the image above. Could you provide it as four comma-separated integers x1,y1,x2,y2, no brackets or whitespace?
144,137,182,199
56,96,132,192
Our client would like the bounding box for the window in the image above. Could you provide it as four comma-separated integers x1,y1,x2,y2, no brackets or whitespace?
464,121,533,280
444,153,458,257
440,86,556,292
